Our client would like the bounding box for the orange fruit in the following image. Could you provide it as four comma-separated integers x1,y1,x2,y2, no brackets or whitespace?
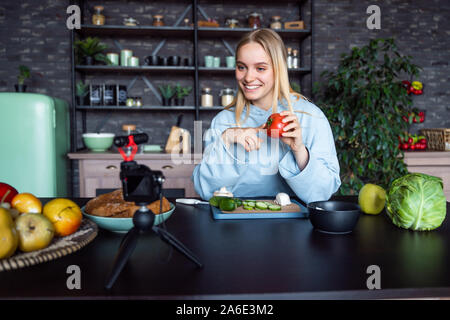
11,193,42,214
43,198,82,237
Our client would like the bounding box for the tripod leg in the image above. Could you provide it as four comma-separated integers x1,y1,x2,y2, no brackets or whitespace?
152,226,203,268
105,227,140,290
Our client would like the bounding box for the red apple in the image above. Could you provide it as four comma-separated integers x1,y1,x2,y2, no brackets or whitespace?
0,182,19,206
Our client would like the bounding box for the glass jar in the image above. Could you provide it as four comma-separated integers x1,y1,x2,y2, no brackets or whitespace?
248,12,262,29
201,87,213,107
153,15,164,27
225,18,239,29
219,88,235,107
92,6,105,26
270,16,282,30
126,97,134,107
122,124,137,136
135,97,143,107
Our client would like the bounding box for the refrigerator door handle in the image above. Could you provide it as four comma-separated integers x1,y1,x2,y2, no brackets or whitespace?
53,109,56,129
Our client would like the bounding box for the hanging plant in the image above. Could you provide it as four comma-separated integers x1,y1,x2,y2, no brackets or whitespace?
313,38,421,195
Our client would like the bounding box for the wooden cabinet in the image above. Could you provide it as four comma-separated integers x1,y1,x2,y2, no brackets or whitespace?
68,152,200,198
403,151,450,201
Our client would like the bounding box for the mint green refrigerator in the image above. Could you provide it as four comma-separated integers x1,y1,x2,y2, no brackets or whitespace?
0,93,70,197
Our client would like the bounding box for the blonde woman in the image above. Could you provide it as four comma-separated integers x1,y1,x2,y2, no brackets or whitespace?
192,28,341,203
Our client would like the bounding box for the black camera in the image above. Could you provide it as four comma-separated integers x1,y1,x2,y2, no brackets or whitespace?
120,161,165,205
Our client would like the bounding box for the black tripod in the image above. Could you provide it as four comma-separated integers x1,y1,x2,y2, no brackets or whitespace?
105,197,203,290
105,133,203,290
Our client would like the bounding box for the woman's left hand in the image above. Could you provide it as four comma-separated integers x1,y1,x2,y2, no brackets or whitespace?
279,111,304,152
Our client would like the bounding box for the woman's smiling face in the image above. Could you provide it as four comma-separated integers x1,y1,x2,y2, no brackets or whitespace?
235,42,275,110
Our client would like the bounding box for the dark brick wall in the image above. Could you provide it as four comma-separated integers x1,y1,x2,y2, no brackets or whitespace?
0,0,449,196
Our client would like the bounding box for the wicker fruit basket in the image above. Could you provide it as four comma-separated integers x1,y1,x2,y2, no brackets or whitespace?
419,128,450,151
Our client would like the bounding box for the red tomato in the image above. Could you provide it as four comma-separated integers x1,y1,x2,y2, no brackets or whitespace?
407,137,413,144
410,144,416,150
419,138,427,144
266,113,287,138
0,182,19,204
402,143,409,150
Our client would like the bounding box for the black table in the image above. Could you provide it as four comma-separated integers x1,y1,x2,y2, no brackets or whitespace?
1,196,450,300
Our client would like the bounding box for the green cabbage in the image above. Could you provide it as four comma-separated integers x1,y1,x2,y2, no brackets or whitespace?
386,173,447,231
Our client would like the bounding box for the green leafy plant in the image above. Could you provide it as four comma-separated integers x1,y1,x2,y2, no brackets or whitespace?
74,37,110,65
158,84,175,99
290,82,301,93
313,38,421,195
17,65,30,85
175,83,192,99
76,81,89,97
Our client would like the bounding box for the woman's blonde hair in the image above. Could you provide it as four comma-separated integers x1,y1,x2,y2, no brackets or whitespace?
226,28,310,126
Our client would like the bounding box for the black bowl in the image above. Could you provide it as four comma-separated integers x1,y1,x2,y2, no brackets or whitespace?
307,201,361,234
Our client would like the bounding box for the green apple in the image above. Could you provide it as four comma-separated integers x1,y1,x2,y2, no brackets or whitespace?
15,213,55,252
358,183,386,215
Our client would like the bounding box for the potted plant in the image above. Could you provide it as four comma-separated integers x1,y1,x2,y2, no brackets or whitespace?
74,37,110,65
158,84,175,106
290,82,301,94
313,38,421,195
15,65,30,92
76,81,89,105
174,83,192,106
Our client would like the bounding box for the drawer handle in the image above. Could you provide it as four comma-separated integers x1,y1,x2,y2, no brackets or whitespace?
106,165,118,170
162,165,173,170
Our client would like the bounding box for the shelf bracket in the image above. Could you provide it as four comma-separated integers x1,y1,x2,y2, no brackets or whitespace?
141,76,163,105
197,5,210,21
151,40,167,57
152,4,192,56
127,76,138,91
113,40,124,52
94,111,113,133
174,4,192,26
221,39,235,56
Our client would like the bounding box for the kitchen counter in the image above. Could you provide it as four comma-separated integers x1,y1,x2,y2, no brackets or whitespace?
1,196,450,300
403,151,450,200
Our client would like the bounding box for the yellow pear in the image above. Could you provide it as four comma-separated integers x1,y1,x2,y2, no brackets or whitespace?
0,208,19,259
358,183,387,215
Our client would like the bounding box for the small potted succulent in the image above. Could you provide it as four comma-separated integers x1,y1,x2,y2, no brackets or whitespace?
174,83,192,106
158,84,175,106
15,65,30,92
74,37,110,65
76,81,90,105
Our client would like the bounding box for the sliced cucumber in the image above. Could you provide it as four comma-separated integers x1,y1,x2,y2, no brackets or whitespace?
244,201,255,207
268,204,281,211
243,205,254,210
255,201,268,210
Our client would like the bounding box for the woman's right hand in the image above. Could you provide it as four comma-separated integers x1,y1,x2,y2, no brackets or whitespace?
221,124,266,152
